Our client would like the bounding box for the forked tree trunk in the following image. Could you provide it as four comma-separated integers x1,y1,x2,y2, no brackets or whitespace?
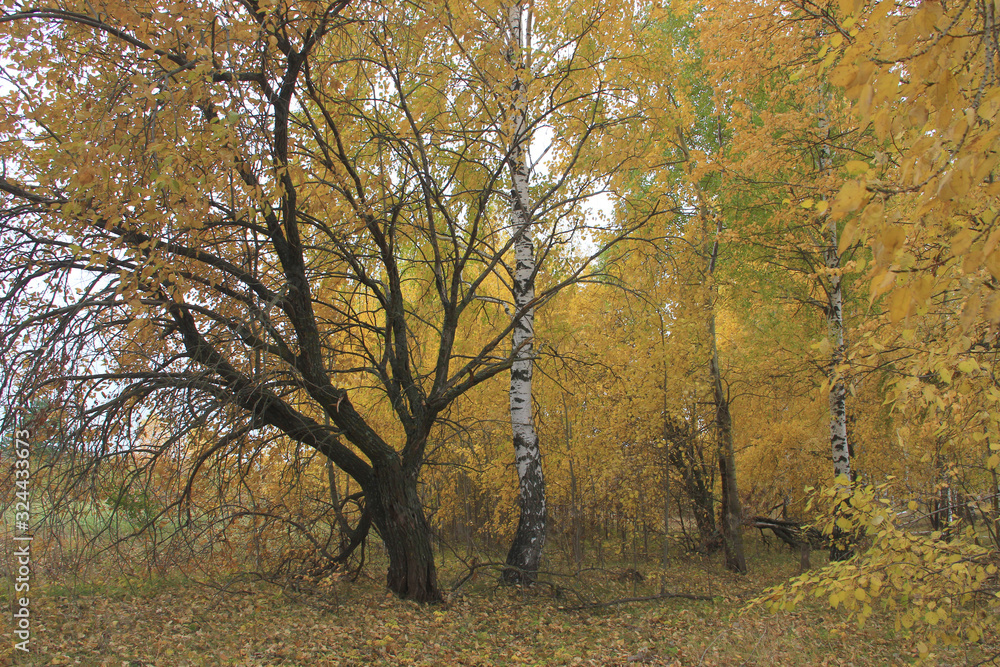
368,462,441,602
503,0,547,585
706,214,747,574
709,310,747,573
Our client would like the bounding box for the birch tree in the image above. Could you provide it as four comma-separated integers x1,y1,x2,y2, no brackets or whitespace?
502,0,546,585
819,113,853,561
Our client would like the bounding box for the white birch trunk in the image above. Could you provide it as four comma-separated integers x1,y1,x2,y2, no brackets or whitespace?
820,112,852,561
825,224,851,484
818,111,851,487
502,0,547,585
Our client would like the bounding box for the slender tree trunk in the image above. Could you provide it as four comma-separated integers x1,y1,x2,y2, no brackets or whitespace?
826,224,851,486
991,467,1000,549
565,399,583,568
816,103,854,561
325,414,353,551
659,313,671,569
327,459,352,551
709,311,747,573
824,180,853,562
368,461,441,602
706,215,747,574
503,0,546,585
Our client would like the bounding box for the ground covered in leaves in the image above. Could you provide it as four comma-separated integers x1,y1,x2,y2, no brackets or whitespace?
3,545,996,666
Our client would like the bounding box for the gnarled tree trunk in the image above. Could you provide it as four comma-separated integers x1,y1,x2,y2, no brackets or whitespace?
368,461,441,602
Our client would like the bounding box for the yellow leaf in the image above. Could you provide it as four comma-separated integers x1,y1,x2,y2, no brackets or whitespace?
951,228,977,256
829,63,858,89
986,251,1000,282
857,83,875,120
963,250,984,274
839,219,858,255
958,359,979,373
889,287,910,323
844,160,869,175
978,88,1000,121
831,180,867,220
877,224,906,261
959,291,981,331
984,293,1000,323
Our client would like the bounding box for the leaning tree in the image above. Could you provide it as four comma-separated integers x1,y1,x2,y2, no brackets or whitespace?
0,0,659,600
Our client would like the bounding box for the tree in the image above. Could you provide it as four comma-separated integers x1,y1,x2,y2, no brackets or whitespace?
695,0,886,561
0,0,647,601
502,0,546,586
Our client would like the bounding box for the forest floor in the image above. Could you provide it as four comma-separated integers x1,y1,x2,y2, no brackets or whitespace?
2,538,997,667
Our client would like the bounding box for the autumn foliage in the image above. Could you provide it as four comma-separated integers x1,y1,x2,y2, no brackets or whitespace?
0,0,998,661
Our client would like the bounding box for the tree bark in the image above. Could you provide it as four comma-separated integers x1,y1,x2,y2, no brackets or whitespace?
823,146,853,562
826,224,851,487
991,467,1000,550
659,313,671,569
565,399,584,568
706,215,747,574
709,311,747,573
503,0,547,586
368,461,441,602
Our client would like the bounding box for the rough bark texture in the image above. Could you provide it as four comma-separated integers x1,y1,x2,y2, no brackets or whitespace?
503,0,547,585
369,463,441,602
